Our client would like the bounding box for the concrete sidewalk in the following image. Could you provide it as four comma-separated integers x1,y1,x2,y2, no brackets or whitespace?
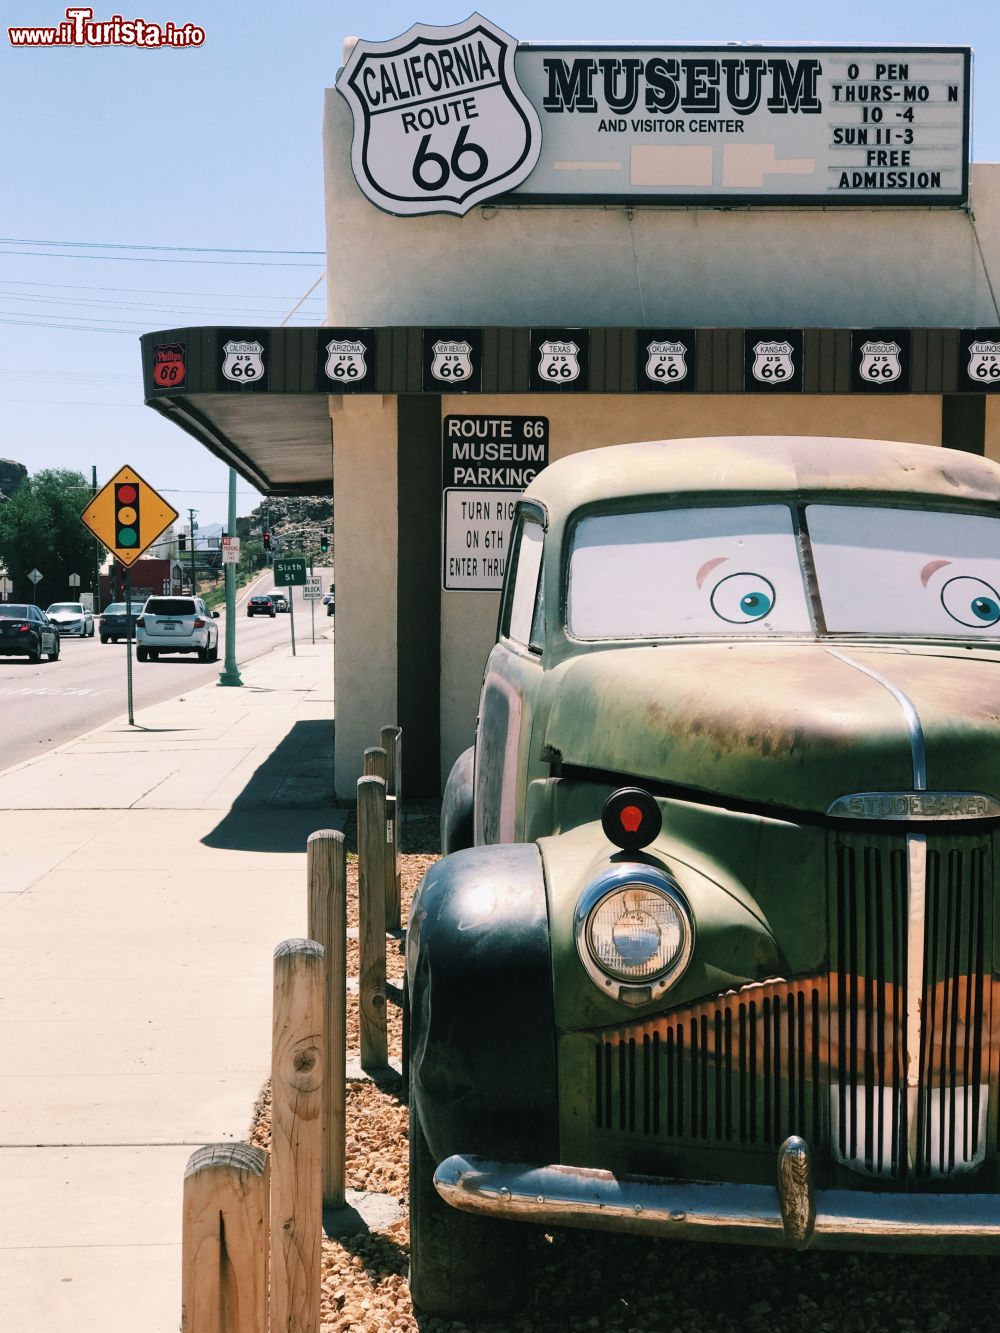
0,640,342,1333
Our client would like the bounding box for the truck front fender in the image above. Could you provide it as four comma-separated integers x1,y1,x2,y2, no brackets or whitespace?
407,843,558,1165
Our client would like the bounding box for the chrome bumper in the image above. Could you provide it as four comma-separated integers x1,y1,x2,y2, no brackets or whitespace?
434,1138,1000,1253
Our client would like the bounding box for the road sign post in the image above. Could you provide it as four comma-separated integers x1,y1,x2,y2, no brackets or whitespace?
27,568,42,604
303,572,322,647
273,556,307,660
80,465,179,726
68,573,80,589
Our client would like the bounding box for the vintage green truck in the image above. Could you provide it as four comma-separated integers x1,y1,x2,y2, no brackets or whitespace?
405,435,1000,1317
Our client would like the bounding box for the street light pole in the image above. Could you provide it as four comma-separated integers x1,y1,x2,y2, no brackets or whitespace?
187,507,198,595
218,468,243,687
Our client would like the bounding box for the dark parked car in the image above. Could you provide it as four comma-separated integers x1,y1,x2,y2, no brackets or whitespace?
406,436,1000,1318
247,595,276,618
99,602,146,644
0,604,60,662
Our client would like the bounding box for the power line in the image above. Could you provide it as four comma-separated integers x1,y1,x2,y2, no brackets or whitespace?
0,249,321,268
0,236,324,256
0,291,324,316
0,278,324,301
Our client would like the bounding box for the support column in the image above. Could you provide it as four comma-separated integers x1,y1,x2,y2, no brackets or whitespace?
942,394,986,454
396,394,441,797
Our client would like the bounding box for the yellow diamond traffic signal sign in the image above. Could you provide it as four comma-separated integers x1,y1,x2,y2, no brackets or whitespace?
80,465,179,567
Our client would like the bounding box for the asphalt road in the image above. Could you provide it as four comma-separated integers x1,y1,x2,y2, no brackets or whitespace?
0,569,334,772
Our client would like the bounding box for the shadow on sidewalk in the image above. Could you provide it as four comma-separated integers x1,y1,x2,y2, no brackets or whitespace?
201,718,340,854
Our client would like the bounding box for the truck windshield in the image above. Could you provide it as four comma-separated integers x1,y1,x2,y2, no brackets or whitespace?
567,505,811,638
566,502,1000,642
807,505,1000,638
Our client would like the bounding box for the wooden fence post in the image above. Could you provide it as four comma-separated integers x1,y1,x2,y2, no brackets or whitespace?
307,829,346,1210
380,725,401,930
270,939,324,1333
363,745,387,781
181,1142,269,1333
357,774,388,1070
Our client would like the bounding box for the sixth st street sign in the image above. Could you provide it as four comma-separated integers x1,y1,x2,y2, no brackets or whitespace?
273,555,307,586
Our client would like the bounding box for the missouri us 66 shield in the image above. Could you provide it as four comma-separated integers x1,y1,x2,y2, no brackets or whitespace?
336,15,541,217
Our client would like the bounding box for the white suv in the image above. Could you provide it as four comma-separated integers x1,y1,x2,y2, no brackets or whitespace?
136,596,220,662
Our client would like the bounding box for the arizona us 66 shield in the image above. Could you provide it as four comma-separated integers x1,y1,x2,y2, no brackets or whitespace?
336,15,541,217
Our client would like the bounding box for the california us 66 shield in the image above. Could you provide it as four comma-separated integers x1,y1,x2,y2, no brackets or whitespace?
336,16,541,217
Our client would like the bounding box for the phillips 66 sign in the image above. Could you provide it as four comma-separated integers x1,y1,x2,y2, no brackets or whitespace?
336,15,541,217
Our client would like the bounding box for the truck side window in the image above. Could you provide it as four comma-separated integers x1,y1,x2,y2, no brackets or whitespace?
505,521,544,650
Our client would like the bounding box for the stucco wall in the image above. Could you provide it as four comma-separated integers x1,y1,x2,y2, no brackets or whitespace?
324,88,1000,330
330,395,398,797
438,393,944,781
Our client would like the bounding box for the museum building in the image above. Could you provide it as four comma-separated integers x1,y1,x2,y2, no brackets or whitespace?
140,26,1000,797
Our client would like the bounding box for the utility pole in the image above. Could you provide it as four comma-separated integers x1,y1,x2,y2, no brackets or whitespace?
187,507,198,595
92,465,102,609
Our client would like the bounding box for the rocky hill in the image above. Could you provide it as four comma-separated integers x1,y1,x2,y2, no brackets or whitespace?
236,492,333,558
0,458,27,502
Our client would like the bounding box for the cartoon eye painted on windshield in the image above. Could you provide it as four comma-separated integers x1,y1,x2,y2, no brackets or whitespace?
709,572,776,624
940,576,1000,628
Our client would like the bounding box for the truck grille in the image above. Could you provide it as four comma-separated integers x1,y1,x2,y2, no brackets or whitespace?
592,832,994,1183
594,977,824,1147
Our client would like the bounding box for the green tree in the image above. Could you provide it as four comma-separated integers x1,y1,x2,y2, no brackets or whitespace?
0,468,96,603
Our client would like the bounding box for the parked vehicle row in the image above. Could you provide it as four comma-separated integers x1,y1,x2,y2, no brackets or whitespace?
0,587,289,664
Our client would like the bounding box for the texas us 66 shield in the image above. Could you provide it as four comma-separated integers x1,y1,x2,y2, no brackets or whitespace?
336,16,541,217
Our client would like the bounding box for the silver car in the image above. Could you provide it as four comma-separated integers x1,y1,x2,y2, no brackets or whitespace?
46,601,94,637
135,596,220,662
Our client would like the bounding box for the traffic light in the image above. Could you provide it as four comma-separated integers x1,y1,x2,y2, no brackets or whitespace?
320,534,329,554
115,481,140,552
178,533,186,552
263,530,271,550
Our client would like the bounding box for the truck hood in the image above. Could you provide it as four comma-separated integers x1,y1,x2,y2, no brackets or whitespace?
543,642,1000,815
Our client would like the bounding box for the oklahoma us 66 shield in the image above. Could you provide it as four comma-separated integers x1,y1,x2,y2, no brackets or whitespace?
336,16,541,217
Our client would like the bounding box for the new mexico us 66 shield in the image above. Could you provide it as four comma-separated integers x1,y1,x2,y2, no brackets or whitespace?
336,15,541,217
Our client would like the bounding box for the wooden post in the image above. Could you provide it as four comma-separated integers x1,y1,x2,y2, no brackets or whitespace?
270,939,324,1333
363,745,387,780
357,775,388,1070
307,829,346,1210
181,1142,268,1333
380,725,401,930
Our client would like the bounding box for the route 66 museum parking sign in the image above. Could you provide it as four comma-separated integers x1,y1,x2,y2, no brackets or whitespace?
336,15,541,217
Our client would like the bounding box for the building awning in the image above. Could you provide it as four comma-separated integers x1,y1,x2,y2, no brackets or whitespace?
141,324,995,493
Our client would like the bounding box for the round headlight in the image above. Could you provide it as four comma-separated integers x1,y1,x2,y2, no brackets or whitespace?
575,866,693,1002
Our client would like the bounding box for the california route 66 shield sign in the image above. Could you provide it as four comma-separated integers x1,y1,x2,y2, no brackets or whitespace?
336,16,541,218
325,339,368,384
222,340,264,382
431,341,473,382
219,334,268,392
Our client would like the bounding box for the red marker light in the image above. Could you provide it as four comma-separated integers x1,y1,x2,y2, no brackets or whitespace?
601,787,662,851
117,483,137,504
620,805,643,834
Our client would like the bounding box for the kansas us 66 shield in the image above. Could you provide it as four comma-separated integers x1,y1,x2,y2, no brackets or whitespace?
337,15,541,217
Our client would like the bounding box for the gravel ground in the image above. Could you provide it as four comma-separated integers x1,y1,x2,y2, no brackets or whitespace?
251,805,998,1332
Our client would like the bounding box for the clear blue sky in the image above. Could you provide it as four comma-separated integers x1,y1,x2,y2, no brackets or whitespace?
2,0,998,528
